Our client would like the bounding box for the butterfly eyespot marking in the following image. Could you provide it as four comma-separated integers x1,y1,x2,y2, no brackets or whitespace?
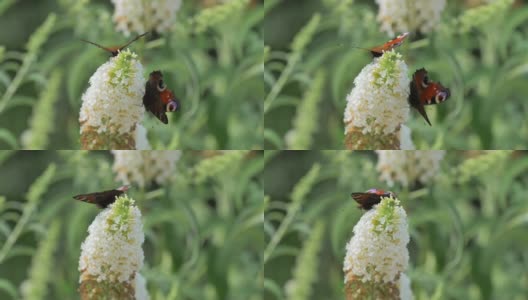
436,91,448,103
421,75,429,88
157,80,166,92
167,101,178,112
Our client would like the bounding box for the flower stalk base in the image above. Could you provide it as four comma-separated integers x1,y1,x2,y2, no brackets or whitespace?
79,274,135,300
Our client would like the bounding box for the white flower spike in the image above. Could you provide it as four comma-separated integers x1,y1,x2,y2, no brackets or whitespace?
79,195,145,299
376,150,445,187
112,0,182,36
344,195,413,299
112,150,181,188
79,49,146,149
344,50,410,149
375,0,447,36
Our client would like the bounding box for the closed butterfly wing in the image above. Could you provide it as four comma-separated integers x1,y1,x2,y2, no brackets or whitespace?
351,192,383,210
370,32,410,57
73,186,129,209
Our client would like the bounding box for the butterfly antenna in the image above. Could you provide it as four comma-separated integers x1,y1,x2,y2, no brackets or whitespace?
349,45,374,52
119,32,150,51
80,39,113,52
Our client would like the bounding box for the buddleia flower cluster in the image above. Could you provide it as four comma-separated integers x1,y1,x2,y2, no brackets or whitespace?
112,150,182,188
343,196,413,300
458,0,514,32
194,0,251,33
375,0,447,36
79,49,146,149
344,50,410,149
376,150,445,187
111,0,182,36
78,195,148,300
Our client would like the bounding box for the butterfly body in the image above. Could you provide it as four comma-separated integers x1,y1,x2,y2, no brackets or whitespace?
81,32,149,57
73,186,129,209
351,189,395,210
409,68,450,126
369,32,409,57
143,71,180,124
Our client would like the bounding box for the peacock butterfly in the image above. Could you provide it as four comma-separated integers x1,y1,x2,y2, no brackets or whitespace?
81,32,149,57
73,185,129,208
409,68,451,126
369,32,410,57
351,189,396,210
143,70,180,124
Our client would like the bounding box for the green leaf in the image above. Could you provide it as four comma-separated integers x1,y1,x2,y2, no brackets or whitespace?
0,279,19,299
0,128,18,149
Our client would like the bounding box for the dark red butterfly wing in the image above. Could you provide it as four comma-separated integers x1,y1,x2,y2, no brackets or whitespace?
409,68,451,126
351,192,383,210
160,89,181,112
409,69,432,126
351,189,396,210
73,186,129,209
370,32,410,57
143,71,181,124
421,83,450,106
143,71,169,124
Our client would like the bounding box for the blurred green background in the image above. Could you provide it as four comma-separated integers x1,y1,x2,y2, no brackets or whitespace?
264,150,528,299
0,0,263,149
0,150,263,300
264,0,528,149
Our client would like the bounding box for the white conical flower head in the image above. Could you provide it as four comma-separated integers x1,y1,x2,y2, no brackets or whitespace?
376,150,445,187
112,150,181,188
79,49,145,149
343,197,410,283
344,50,410,136
112,0,182,36
79,195,145,283
375,0,446,36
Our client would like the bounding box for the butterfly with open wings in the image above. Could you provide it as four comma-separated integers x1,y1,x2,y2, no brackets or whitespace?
409,68,451,126
354,33,451,125
143,71,181,124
